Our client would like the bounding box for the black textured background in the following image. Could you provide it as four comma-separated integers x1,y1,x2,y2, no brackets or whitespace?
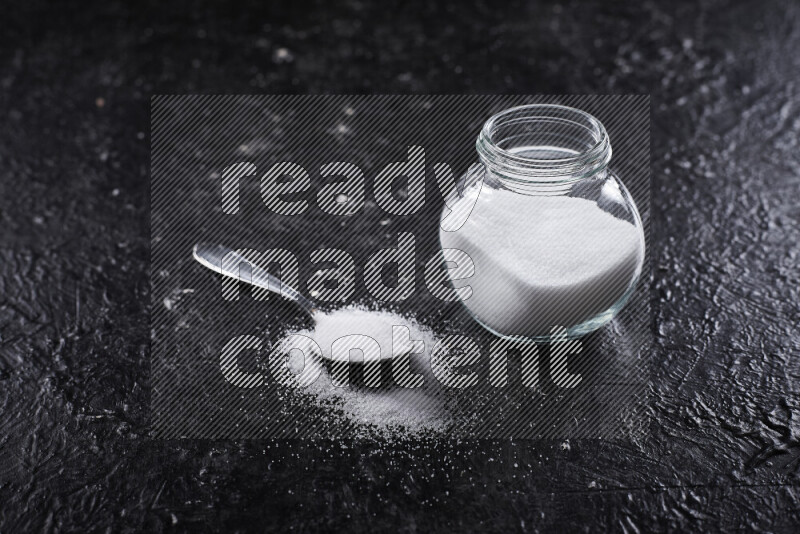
1,0,799,531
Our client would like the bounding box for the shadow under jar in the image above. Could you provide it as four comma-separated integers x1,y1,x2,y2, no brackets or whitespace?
440,104,645,341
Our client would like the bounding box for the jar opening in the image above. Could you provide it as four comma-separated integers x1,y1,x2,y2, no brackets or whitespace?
477,104,612,187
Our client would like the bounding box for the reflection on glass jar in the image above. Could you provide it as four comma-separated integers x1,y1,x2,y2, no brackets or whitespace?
440,104,645,341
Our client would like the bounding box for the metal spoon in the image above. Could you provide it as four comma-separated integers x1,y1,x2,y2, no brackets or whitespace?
192,243,317,320
192,243,427,371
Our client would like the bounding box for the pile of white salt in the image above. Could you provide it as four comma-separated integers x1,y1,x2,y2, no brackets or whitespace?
284,306,451,436
440,185,644,337
299,306,427,362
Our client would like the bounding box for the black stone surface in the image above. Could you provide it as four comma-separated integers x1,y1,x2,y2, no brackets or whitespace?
1,0,798,531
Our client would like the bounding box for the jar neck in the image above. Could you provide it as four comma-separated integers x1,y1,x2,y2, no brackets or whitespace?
476,104,612,194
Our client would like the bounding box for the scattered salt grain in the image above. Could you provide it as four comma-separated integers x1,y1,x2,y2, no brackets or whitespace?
283,305,451,436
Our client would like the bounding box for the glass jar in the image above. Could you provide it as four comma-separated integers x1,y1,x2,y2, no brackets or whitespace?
439,104,645,341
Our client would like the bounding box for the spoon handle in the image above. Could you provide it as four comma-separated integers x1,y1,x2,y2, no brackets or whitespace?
192,243,317,320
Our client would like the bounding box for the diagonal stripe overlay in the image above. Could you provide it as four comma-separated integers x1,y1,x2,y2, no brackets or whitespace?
151,95,651,440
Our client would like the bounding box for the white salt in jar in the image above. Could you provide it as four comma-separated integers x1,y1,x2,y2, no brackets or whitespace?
440,104,645,340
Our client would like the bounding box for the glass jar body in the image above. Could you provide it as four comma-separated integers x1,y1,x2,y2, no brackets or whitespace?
439,105,645,341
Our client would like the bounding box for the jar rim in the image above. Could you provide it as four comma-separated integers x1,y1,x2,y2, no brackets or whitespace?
477,104,612,184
